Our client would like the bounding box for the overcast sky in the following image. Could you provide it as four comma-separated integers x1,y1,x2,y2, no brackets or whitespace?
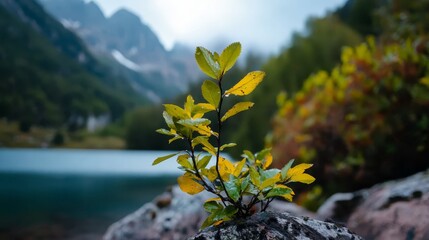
93,0,346,54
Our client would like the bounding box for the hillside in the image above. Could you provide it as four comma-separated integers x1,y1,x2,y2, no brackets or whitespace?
0,0,148,128
39,0,201,100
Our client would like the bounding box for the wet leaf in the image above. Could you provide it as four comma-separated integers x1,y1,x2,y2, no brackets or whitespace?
164,104,189,119
197,155,212,169
177,154,193,170
221,102,254,122
220,42,241,73
225,71,265,96
177,172,204,195
202,80,220,108
195,47,220,79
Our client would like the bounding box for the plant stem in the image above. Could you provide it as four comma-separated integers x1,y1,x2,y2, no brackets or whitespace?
262,198,274,211
188,139,213,192
214,75,234,202
187,138,231,207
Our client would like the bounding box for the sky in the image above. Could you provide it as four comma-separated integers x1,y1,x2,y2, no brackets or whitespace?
93,0,347,54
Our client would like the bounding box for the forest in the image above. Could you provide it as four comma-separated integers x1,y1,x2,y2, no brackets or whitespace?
122,0,429,207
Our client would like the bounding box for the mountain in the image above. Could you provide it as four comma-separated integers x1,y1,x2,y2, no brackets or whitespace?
0,0,149,128
39,0,201,100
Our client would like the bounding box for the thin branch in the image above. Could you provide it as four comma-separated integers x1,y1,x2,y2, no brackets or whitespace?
214,74,236,204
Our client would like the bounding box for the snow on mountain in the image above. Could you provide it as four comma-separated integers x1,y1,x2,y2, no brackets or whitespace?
111,50,141,72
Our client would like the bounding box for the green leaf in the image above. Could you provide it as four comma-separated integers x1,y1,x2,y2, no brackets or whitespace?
224,175,240,202
223,205,239,217
259,169,280,190
220,42,241,73
266,186,292,198
260,176,279,190
162,111,175,129
202,80,220,108
260,169,281,181
164,104,189,119
177,118,211,127
220,143,237,151
242,150,255,162
203,200,222,213
195,47,220,79
197,155,212,169
225,71,265,96
281,159,295,180
168,135,183,144
152,152,178,165
221,102,254,122
200,214,217,230
177,154,193,170
192,136,215,153
243,182,259,195
249,167,261,186
256,148,272,160
193,103,216,115
184,95,195,113
156,128,174,136
201,204,238,229
240,175,250,192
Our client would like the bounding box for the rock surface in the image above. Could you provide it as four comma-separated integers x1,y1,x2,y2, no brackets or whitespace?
317,169,429,240
189,211,362,240
103,186,314,240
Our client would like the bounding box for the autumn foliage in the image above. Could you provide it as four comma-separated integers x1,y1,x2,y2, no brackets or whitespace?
271,38,429,200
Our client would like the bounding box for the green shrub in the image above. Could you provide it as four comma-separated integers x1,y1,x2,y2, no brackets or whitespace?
153,43,315,229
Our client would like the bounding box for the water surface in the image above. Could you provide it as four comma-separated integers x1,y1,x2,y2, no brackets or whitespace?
0,148,180,239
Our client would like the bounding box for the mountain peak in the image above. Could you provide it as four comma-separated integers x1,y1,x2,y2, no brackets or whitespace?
109,8,141,25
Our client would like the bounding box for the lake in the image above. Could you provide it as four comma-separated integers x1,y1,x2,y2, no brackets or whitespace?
0,148,181,239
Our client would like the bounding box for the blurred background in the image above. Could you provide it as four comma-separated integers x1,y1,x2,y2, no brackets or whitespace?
0,0,428,239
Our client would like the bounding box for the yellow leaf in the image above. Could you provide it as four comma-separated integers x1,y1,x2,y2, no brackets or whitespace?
282,192,294,201
285,163,315,184
225,71,265,96
233,158,246,177
187,124,217,137
263,153,273,169
177,154,193,170
260,174,280,189
201,166,218,181
164,104,189,119
184,95,195,113
194,103,216,118
177,172,204,195
204,197,221,203
221,102,254,122
219,157,235,181
192,137,215,153
275,185,295,201
286,163,313,177
289,173,315,184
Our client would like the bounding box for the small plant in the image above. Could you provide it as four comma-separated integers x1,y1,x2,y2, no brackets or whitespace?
153,42,315,229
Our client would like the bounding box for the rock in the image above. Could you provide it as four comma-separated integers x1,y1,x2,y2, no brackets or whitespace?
103,186,210,240
317,192,363,223
103,186,315,240
189,211,362,240
317,169,429,240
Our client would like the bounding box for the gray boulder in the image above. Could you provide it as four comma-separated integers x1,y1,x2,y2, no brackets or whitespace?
317,169,429,240
103,186,315,240
189,211,362,240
